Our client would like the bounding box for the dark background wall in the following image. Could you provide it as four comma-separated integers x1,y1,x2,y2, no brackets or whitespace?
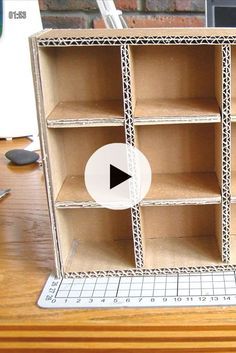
39,0,205,29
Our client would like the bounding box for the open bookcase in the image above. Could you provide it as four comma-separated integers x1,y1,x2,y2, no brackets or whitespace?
30,28,236,278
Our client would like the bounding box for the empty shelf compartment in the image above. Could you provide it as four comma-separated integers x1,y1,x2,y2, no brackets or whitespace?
143,172,221,205
56,208,135,273
136,123,221,204
130,45,221,122
38,46,124,123
141,204,222,269
47,126,125,203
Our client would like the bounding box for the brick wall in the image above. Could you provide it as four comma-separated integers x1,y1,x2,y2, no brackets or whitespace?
39,0,205,29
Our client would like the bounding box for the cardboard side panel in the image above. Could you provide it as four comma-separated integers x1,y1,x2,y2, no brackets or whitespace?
215,45,223,109
38,48,59,118
46,129,67,198
214,48,223,258
29,37,63,277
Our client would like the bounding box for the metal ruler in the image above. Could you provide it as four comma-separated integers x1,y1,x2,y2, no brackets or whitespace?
38,271,236,308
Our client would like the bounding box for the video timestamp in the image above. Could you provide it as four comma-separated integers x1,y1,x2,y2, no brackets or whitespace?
8,11,27,20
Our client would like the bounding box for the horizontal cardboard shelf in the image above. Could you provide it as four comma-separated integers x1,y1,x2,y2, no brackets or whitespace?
134,98,221,124
47,99,124,127
56,172,221,208
47,98,220,127
55,175,99,208
141,172,221,206
65,239,135,273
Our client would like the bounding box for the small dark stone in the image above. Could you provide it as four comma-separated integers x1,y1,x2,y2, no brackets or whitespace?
5,149,40,165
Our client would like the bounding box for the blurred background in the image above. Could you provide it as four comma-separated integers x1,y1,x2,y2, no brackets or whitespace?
39,0,205,29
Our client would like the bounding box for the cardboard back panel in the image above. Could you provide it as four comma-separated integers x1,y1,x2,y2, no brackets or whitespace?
136,124,216,174
131,45,215,101
231,46,236,115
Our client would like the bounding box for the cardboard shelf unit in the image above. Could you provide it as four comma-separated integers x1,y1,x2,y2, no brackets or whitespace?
30,28,235,277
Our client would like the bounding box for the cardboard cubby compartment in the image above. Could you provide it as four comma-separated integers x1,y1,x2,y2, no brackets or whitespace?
136,123,221,205
30,28,236,277
46,126,125,207
55,208,134,273
141,205,222,268
38,46,124,127
130,45,222,124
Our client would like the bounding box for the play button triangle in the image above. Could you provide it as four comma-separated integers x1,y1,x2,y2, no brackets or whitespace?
110,164,131,189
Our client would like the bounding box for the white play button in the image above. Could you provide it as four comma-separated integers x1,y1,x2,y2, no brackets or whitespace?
84,143,151,210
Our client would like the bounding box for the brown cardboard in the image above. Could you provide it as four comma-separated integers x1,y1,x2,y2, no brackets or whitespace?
38,46,123,119
55,208,134,273
29,28,236,277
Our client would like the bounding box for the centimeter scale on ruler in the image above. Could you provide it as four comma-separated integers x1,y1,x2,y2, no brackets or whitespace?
38,271,236,308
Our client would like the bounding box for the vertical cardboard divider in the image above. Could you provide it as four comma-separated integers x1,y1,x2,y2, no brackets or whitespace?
120,44,144,268
29,33,63,277
221,44,231,262
215,45,223,260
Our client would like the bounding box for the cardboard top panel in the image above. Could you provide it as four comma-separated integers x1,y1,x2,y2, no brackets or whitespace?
35,27,236,40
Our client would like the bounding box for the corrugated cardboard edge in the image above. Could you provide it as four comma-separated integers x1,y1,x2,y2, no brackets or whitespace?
55,197,221,209
29,31,64,278
222,44,231,262
134,116,220,125
120,44,144,269
37,33,236,47
65,264,236,278
47,116,220,129
47,118,124,128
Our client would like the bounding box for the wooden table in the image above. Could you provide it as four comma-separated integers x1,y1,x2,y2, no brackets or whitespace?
1,138,236,352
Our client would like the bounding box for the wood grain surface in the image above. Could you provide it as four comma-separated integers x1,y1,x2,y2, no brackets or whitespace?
1,138,236,352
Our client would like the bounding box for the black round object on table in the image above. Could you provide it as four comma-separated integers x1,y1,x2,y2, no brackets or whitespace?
5,149,40,165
